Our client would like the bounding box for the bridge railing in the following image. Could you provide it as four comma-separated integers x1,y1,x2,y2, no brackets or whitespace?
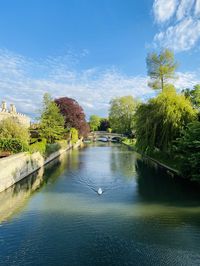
89,131,124,137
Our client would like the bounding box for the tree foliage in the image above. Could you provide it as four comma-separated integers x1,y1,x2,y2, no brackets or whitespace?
99,118,110,131
146,49,177,91
182,84,200,110
176,121,200,180
39,93,65,144
135,86,197,153
55,97,89,137
89,115,101,131
109,96,138,135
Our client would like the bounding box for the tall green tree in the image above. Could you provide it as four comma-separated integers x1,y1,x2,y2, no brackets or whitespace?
135,86,197,153
146,49,177,91
39,93,65,144
176,121,200,180
89,115,101,131
109,96,138,135
182,84,200,110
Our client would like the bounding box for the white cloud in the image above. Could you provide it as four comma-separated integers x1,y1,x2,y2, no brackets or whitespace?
175,71,200,88
0,49,151,119
0,49,199,120
153,0,177,23
153,0,200,52
176,0,195,21
154,18,200,51
195,0,200,16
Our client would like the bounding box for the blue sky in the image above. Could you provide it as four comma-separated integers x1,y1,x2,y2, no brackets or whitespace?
0,0,200,118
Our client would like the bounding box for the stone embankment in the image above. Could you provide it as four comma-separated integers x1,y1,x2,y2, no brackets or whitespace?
0,140,82,193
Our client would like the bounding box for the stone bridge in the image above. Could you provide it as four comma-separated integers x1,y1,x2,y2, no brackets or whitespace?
87,131,124,142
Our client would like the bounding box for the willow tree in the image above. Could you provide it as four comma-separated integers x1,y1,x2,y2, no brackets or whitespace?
146,49,177,91
134,86,197,153
109,96,138,135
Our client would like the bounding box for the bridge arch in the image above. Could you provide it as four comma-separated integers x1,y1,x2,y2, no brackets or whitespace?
86,131,124,142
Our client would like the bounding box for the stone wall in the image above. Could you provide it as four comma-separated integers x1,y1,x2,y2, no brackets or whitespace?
0,139,82,193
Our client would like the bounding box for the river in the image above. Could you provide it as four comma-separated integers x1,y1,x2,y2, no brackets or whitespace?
0,143,200,266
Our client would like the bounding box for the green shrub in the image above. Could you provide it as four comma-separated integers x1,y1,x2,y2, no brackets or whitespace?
45,143,61,157
29,139,47,155
57,140,68,148
0,138,29,153
0,118,29,144
70,128,79,144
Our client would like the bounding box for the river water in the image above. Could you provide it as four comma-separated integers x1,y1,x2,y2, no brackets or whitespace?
0,143,200,266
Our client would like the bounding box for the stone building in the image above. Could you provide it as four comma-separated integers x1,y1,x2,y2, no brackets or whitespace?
0,101,31,128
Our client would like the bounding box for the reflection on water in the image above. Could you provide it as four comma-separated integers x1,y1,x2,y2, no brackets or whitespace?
0,149,80,223
136,157,200,206
0,143,200,266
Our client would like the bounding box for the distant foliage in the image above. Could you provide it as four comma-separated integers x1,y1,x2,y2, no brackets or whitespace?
135,86,197,153
146,49,177,91
0,117,29,144
89,115,101,131
109,96,138,135
55,97,89,137
70,128,79,144
39,93,65,144
175,121,200,180
99,118,110,131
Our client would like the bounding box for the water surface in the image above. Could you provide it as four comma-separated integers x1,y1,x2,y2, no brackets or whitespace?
0,143,200,266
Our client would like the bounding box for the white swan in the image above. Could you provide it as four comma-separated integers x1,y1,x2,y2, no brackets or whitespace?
97,188,103,195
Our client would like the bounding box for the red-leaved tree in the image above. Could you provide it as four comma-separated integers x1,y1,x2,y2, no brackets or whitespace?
55,97,90,137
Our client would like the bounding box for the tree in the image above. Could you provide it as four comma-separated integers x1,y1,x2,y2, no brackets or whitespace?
89,115,101,131
39,93,65,144
176,121,200,180
109,96,138,135
55,97,89,137
146,49,177,91
134,86,197,153
182,84,200,110
99,118,110,131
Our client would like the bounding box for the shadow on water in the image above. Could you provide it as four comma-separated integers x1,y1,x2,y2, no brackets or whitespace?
135,157,200,206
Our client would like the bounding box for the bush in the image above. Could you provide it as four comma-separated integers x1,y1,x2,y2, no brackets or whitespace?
45,143,61,157
0,138,29,153
0,118,29,144
29,139,47,155
70,128,79,144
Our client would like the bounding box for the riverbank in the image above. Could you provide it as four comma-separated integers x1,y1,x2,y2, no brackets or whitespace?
122,139,180,176
0,139,82,193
